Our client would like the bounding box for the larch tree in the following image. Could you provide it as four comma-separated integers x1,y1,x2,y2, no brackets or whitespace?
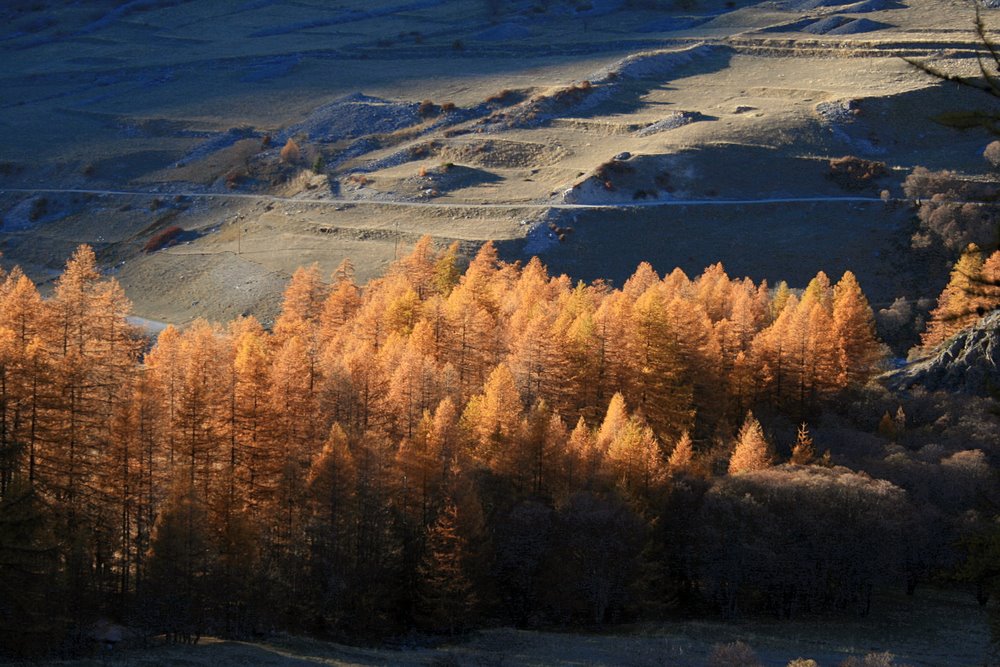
306,423,357,624
319,264,362,349
387,330,441,439
626,286,693,437
267,334,318,581
273,264,327,398
791,423,816,465
173,320,227,497
417,498,476,634
668,430,695,476
394,235,438,299
433,241,462,296
832,271,883,388
604,415,666,503
921,244,989,351
728,412,773,475
563,416,600,495
596,392,630,454
463,363,523,473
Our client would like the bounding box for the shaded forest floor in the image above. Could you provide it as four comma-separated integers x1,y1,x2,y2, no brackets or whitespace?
34,588,993,667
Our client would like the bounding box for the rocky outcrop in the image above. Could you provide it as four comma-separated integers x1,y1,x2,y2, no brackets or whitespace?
884,310,1000,395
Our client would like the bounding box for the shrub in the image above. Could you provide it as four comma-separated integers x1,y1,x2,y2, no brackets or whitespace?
707,641,761,667
593,159,634,182
788,660,819,667
418,100,439,117
224,170,245,189
485,89,515,105
900,166,998,200
839,652,909,667
441,102,456,113
280,138,300,164
144,226,183,253
312,156,325,173
912,197,998,254
984,140,1000,169
828,155,886,189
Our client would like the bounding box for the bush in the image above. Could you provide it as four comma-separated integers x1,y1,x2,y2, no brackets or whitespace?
485,89,516,106
902,166,996,201
911,197,998,254
225,170,245,189
707,641,761,667
828,155,886,189
144,226,183,253
280,138,300,164
984,140,1000,169
418,100,439,117
788,660,819,667
839,652,909,667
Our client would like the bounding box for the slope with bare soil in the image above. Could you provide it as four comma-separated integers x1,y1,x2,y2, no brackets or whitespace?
1,0,998,325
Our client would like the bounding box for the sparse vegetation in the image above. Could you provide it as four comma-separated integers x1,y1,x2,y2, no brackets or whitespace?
418,99,440,117
279,137,300,164
828,155,886,189
984,140,1000,169
346,173,372,186
224,169,245,189
905,167,1000,254
485,89,518,106
707,641,762,667
143,225,184,252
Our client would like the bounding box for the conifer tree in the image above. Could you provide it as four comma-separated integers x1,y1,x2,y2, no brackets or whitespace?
728,412,772,475
605,416,665,502
145,483,212,641
319,264,362,348
433,241,462,296
626,286,693,436
921,244,988,351
306,423,357,621
832,271,883,388
596,392,629,453
417,499,476,634
564,416,599,494
668,431,695,475
394,235,438,299
0,483,59,658
790,423,816,465
463,363,523,471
